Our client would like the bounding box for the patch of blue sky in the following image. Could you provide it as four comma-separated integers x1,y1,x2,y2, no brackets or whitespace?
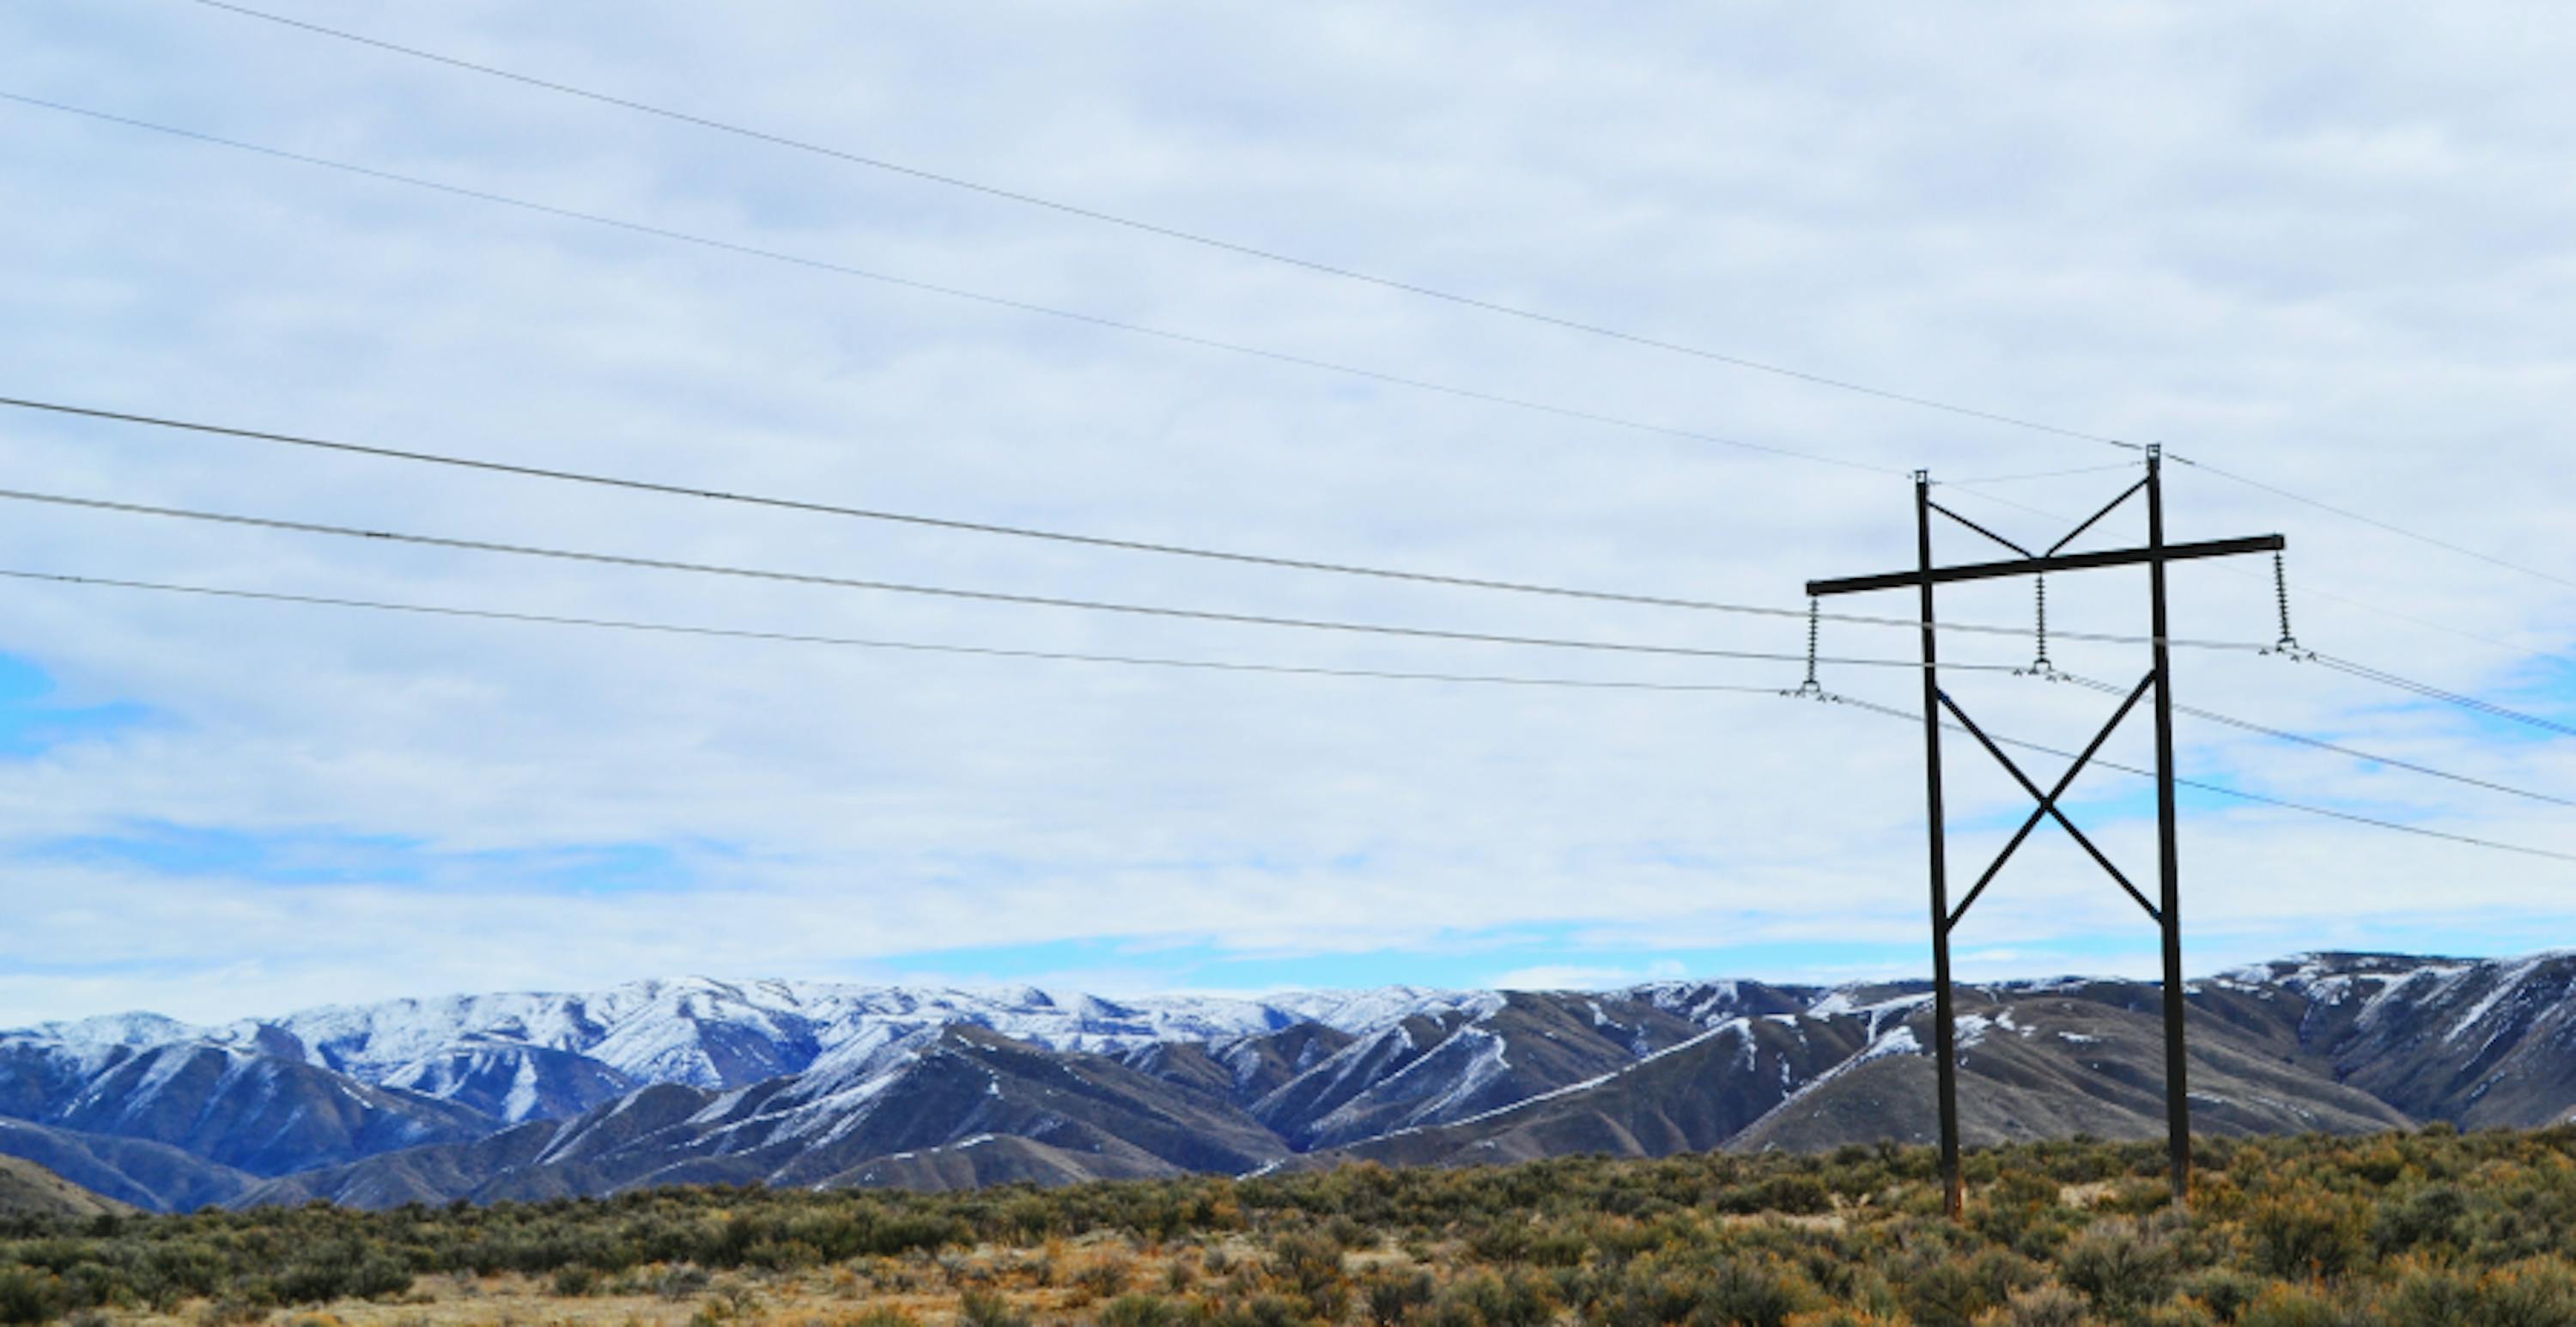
2320,655,2576,751
1951,780,2161,836
860,910,2576,997
0,653,152,758
2242,910,2576,964
860,924,2187,995
26,821,724,894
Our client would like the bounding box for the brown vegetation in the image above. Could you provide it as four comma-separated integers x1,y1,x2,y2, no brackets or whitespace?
7,1124,2576,1324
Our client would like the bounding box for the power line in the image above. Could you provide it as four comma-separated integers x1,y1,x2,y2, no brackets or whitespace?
2309,652,2576,741
2171,453,2576,596
173,0,2136,453
33,404,2558,754
26,92,2559,637
0,568,1791,696
0,393,2272,654
13,559,2563,865
0,485,2036,673
47,10,2573,618
11,552,2562,869
2054,671,2574,808
1821,691,2576,866
170,2,2576,602
0,93,1892,478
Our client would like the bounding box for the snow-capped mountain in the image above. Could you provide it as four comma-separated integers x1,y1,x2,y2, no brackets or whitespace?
5,953,2573,1212
18,977,1505,1114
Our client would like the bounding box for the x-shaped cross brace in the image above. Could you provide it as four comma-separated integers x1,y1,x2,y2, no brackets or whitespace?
1935,671,2161,933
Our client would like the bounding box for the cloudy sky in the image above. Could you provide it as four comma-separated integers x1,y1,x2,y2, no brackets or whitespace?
2,1,2571,1026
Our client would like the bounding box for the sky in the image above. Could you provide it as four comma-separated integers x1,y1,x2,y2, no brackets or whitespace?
2,1,2572,1026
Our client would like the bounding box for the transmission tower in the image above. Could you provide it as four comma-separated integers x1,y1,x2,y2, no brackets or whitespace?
1806,446,2282,1218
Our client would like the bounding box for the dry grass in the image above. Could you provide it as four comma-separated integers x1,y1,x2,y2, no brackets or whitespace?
85,1239,1442,1327
21,1129,2576,1327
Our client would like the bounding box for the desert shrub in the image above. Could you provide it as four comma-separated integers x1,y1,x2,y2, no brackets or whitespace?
1364,1269,1435,1326
2377,1261,2476,1326
1904,1246,2045,1327
1990,1171,2063,1209
2137,1300,2218,1327
2231,1283,2346,1327
1731,1173,1834,1216
0,1269,64,1326
1098,1292,1181,1327
2057,1218,2178,1314
192,1294,264,1327
1691,1255,1820,1327
1904,1255,2002,1327
2474,1257,2576,1327
1988,1283,2093,1327
1589,1253,1707,1327
1527,1222,1590,1269
2373,1182,2470,1256
957,1286,1030,1327
2244,1192,2371,1281
1073,1253,1133,1301
2174,1267,2268,1322
1270,1232,1343,1294
15,1129,2576,1324
1443,1268,1557,1327
271,1243,411,1306
1210,1292,1317,1327
658,1263,714,1300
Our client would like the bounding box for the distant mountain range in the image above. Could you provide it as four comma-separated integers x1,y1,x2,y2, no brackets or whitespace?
2,952,2570,1211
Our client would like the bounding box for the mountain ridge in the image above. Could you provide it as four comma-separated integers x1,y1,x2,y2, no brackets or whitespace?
7,951,2571,1212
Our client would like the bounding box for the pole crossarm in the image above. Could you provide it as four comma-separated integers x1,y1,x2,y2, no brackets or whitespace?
1938,674,2163,930
1805,533,2285,597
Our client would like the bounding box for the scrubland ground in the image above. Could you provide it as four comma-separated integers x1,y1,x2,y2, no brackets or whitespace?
11,1126,2576,1325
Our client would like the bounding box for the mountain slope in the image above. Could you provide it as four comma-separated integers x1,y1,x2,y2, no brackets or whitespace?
0,1155,137,1219
1300,1014,1868,1169
2218,952,2576,1129
1728,989,2415,1153
240,1026,1292,1207
19,952,2576,1209
1254,993,1713,1148
0,1118,256,1213
0,1039,494,1176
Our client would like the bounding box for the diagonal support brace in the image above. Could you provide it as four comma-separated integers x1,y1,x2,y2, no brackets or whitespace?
1927,500,2032,557
1938,680,2164,925
2047,477,2149,555
1942,671,2160,930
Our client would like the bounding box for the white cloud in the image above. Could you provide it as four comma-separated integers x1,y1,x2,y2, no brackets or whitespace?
0,0,2570,1024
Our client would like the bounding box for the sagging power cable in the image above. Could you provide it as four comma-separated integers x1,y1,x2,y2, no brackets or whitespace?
2052,671,2574,809
11,558,2564,863
1820,691,2576,866
0,94,1890,478
170,0,2136,453
0,485,2035,673
0,568,1793,695
0,393,2272,652
2309,653,2576,741
169,2,2576,605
